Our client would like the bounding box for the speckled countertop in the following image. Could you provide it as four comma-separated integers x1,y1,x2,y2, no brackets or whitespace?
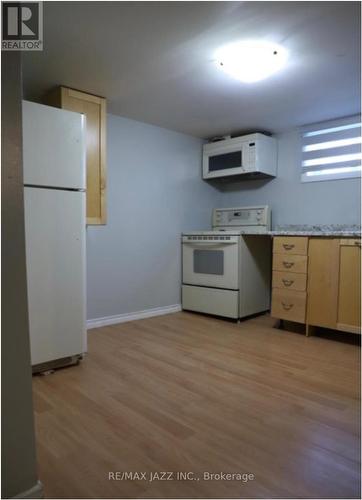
268,224,361,237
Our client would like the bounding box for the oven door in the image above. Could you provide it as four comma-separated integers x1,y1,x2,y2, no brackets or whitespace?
182,236,239,290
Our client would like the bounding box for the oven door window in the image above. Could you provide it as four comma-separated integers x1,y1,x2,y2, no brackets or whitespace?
193,250,224,275
209,151,241,172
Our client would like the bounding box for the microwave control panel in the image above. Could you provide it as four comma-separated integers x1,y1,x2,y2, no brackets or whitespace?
212,206,270,229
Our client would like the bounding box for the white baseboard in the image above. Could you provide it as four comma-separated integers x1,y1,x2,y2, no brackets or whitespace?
13,480,44,499
87,304,182,330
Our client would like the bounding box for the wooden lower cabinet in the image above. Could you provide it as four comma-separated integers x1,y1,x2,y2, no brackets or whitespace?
272,236,308,325
272,271,307,292
271,289,306,323
272,236,361,335
273,236,309,255
337,239,361,333
307,238,340,329
273,253,308,274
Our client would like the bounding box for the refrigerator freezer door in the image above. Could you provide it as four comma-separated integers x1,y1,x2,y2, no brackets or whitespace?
24,187,86,365
22,100,86,190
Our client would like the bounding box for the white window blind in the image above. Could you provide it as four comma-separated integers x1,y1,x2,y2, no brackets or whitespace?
301,115,362,182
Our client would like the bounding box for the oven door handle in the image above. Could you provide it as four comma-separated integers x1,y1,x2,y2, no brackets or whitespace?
183,241,238,247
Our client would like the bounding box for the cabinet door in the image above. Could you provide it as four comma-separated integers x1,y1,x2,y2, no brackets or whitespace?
45,87,106,225
307,238,340,329
337,240,361,334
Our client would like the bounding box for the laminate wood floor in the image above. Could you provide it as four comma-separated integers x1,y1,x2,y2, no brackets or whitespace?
32,312,361,499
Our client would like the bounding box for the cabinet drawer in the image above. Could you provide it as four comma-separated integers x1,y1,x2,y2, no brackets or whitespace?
273,236,308,255
272,271,307,291
339,238,361,247
271,289,306,323
273,254,308,274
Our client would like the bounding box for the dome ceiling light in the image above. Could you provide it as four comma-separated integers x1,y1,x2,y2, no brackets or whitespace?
215,40,288,83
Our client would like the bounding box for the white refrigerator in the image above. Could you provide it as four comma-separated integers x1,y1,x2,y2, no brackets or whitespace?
22,100,87,372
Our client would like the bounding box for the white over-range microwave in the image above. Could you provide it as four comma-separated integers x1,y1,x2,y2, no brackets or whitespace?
202,133,277,180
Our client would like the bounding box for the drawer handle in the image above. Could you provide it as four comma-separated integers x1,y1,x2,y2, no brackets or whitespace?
354,241,361,247
281,302,294,311
283,244,295,250
282,261,294,269
282,279,294,287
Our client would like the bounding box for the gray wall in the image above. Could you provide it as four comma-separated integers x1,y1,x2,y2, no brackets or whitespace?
2,53,39,498
86,114,218,320
216,130,361,227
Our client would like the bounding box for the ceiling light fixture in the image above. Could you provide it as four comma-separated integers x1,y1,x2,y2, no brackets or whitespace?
215,40,288,83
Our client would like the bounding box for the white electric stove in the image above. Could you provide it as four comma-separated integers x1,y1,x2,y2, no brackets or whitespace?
182,206,272,319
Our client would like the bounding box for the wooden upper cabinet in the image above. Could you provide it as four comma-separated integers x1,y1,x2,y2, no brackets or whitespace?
44,87,106,225
337,239,361,334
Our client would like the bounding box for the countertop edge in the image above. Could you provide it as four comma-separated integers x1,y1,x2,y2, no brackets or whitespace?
268,231,361,237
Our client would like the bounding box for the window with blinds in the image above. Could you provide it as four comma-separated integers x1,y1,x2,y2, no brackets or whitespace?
301,116,361,182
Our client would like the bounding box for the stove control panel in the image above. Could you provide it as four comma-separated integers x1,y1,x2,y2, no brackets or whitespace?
212,206,271,229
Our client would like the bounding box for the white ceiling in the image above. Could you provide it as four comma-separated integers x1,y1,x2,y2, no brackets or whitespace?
23,1,361,138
